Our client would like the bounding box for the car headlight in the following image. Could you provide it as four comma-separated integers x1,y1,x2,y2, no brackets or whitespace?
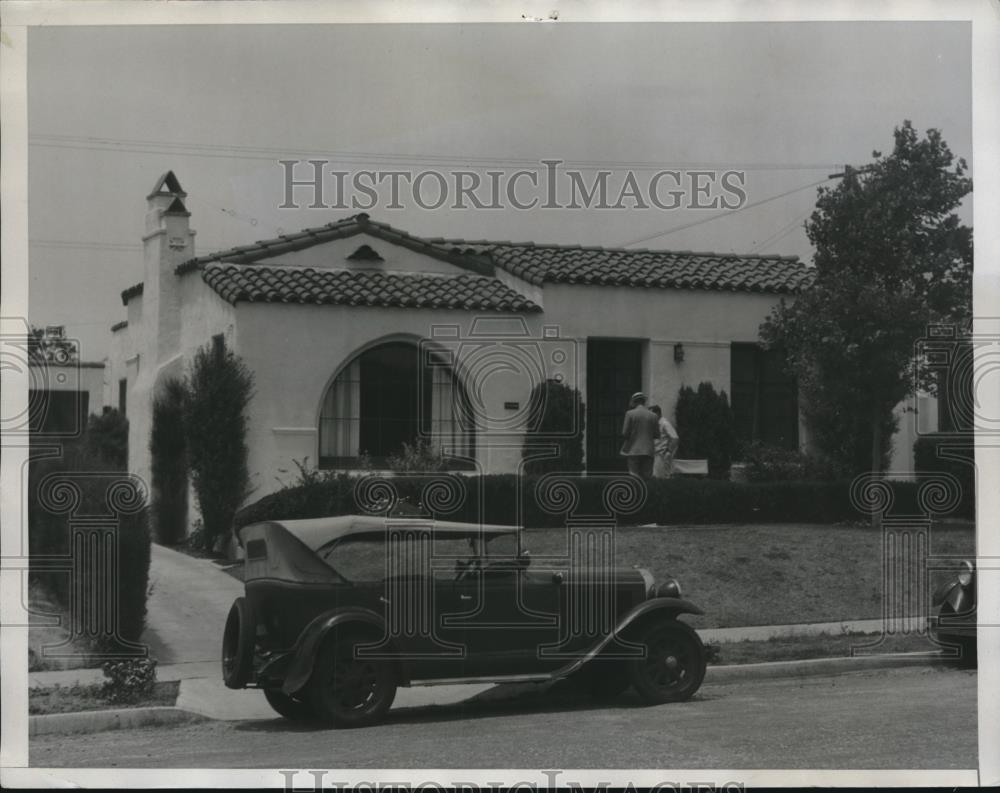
658,577,682,599
958,560,974,588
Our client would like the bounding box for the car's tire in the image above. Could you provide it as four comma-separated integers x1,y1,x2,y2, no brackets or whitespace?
628,620,706,705
307,633,397,728
263,688,315,721
222,597,255,689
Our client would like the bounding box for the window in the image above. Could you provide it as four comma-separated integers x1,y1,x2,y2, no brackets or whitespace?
320,532,475,582
319,341,474,467
730,343,799,452
118,378,128,416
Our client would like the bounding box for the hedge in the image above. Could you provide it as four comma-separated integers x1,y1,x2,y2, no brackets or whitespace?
28,446,151,648
234,473,953,531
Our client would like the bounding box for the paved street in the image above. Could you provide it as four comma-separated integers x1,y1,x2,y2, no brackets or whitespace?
31,667,977,769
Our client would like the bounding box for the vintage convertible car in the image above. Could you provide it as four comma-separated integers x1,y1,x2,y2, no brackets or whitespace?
928,559,977,667
223,515,707,727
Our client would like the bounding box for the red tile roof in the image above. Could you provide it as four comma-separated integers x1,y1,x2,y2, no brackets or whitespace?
118,213,812,309
201,263,541,313
486,243,811,293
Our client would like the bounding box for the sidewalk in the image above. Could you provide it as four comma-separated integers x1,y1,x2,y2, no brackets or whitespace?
141,543,244,665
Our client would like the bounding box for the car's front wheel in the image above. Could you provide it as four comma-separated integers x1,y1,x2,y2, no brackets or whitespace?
628,620,706,704
308,635,397,728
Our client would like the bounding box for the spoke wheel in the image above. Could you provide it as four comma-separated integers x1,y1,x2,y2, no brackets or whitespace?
629,621,706,705
263,688,315,721
308,636,396,728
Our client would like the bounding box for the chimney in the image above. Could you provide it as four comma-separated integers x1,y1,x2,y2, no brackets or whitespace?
142,171,196,361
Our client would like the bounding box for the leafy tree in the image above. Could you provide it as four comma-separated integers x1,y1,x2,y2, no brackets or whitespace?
674,382,735,479
521,379,585,473
150,379,188,545
83,408,129,470
761,121,972,479
183,338,255,550
28,325,78,364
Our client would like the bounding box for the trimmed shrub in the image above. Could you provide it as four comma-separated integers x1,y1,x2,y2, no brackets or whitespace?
82,409,129,469
150,379,189,544
521,380,585,474
675,382,736,479
28,445,151,646
184,337,255,550
742,442,839,483
233,473,937,531
913,434,975,519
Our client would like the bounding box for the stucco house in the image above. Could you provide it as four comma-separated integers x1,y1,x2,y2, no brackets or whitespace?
106,172,933,517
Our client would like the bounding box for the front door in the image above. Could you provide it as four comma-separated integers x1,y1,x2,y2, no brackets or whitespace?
586,340,643,472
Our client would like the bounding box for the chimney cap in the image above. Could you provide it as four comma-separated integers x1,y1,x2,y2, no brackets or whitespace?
146,170,187,200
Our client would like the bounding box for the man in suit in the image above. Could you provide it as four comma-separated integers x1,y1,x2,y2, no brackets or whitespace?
620,391,659,479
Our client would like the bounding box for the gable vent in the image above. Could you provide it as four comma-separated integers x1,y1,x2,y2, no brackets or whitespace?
347,244,384,262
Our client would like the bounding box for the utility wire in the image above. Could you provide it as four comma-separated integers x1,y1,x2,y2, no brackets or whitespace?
29,133,843,173
618,176,835,248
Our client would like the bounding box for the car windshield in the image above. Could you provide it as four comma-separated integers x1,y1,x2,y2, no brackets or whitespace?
318,530,520,582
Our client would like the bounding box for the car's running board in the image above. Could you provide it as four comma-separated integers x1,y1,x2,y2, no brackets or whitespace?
407,673,557,687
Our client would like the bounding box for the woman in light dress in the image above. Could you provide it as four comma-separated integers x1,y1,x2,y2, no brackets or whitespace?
648,404,679,479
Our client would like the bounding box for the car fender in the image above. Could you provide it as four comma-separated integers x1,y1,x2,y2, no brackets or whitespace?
558,597,705,678
280,606,404,696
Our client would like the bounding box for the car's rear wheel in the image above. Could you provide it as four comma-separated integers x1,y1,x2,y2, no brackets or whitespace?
628,620,706,704
222,597,255,689
263,688,315,721
308,635,397,728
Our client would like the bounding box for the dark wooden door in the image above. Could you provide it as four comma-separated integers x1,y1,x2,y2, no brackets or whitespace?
586,340,643,472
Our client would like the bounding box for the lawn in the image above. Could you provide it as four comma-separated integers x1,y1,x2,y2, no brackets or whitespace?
708,631,948,665
518,520,976,629
28,681,180,715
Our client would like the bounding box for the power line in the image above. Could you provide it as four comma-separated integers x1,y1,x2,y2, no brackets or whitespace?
28,132,843,173
618,176,834,248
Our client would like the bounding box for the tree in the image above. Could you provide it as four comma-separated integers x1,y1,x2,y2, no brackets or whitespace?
761,121,972,481
150,379,189,545
183,338,255,550
28,325,78,364
521,379,585,474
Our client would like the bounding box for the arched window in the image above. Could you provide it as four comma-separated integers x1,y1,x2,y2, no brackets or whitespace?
319,341,474,468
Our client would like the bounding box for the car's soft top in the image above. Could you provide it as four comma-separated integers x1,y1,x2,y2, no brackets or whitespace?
237,514,520,552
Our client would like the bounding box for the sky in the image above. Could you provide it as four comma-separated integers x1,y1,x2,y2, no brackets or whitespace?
26,21,972,360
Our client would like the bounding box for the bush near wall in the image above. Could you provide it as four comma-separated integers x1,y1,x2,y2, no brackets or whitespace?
234,473,941,531
913,434,975,519
150,379,189,545
28,445,151,646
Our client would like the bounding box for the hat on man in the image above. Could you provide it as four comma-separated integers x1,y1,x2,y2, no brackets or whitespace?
630,391,647,404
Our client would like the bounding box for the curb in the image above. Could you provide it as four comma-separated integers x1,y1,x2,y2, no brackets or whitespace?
29,706,207,736
705,651,950,683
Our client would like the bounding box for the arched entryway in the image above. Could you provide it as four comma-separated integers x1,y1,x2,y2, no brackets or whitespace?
318,340,474,468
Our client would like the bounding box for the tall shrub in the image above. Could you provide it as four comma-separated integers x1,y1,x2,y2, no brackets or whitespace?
675,382,736,479
83,409,129,469
150,379,189,544
521,379,585,474
184,338,254,550
28,446,151,646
